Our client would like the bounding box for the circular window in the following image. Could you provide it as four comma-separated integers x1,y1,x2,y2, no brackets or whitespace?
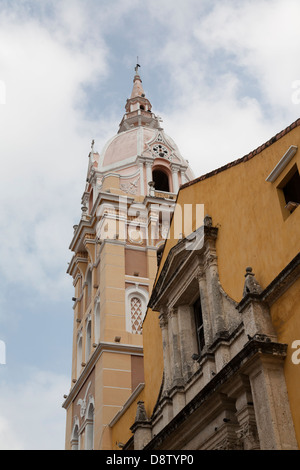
152,144,169,158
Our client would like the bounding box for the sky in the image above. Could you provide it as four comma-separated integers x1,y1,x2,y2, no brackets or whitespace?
0,0,300,450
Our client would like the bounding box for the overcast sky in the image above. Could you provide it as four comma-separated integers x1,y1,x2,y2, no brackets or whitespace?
0,0,300,450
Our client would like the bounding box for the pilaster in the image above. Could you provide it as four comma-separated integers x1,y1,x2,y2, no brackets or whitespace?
167,307,183,388
245,353,298,449
131,401,152,450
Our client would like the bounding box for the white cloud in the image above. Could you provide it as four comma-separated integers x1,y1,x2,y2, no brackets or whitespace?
0,369,69,450
193,0,300,111
0,3,110,299
138,0,300,176
0,415,24,450
0,0,299,451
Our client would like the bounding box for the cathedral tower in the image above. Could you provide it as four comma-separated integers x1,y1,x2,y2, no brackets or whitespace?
63,66,194,450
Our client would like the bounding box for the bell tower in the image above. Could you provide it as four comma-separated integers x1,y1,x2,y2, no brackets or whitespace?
63,65,194,450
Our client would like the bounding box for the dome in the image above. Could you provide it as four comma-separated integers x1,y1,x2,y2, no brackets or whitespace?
85,66,195,199
101,126,156,169
100,125,189,172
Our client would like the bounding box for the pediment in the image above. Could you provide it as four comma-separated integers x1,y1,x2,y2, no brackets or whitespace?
146,129,170,147
149,225,215,310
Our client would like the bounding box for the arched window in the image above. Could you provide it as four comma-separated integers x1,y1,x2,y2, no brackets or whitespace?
85,317,92,361
85,401,94,450
94,297,100,343
77,332,83,378
194,297,205,353
130,297,143,334
86,269,92,307
152,169,170,192
125,287,149,334
71,418,80,450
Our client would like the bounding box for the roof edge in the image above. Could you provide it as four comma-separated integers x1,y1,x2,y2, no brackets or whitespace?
181,117,300,190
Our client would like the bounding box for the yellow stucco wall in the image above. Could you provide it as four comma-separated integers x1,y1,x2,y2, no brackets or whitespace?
163,129,300,302
270,278,300,445
110,124,300,447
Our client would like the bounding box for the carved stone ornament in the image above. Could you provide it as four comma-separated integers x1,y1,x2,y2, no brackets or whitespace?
77,381,91,418
152,143,169,159
243,267,263,297
204,215,213,227
135,401,148,423
120,176,140,195
128,227,143,244
160,223,169,240
236,422,260,450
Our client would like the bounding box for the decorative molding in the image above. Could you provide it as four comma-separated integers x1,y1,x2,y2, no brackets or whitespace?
62,342,143,410
242,267,263,297
265,145,297,182
149,224,215,310
120,176,140,195
143,339,288,450
125,285,149,334
128,227,143,244
152,143,169,159
77,381,91,418
238,252,300,311
159,312,168,329
109,383,145,427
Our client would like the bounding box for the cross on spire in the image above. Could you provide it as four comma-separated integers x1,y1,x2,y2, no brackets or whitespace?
135,57,140,75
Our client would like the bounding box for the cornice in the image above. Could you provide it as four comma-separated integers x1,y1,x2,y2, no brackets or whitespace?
265,145,298,182
91,191,135,218
181,118,300,191
109,383,145,428
62,341,143,410
69,218,95,252
143,338,287,450
238,252,300,312
149,225,216,310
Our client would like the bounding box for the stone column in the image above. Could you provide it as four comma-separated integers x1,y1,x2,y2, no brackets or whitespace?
246,354,298,450
177,304,199,380
195,269,213,347
203,238,225,337
138,161,145,195
180,170,186,185
167,307,183,387
145,161,153,191
233,375,260,450
159,310,172,392
171,164,179,193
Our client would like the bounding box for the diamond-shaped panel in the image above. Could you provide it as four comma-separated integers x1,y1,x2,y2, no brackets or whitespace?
131,297,143,334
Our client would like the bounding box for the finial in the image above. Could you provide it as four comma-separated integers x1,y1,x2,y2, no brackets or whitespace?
135,401,148,423
243,267,263,297
88,139,95,158
135,56,140,75
204,215,213,227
